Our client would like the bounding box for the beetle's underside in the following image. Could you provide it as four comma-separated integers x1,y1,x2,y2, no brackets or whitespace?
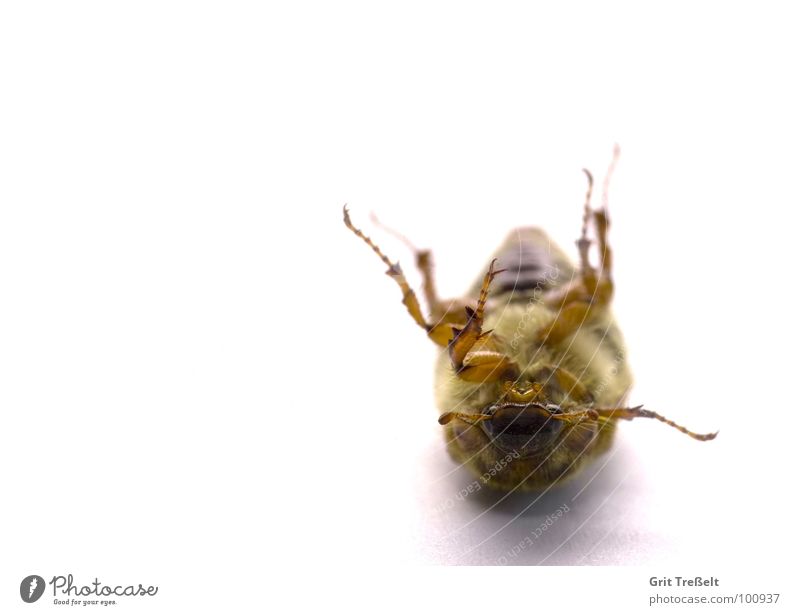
344,151,716,491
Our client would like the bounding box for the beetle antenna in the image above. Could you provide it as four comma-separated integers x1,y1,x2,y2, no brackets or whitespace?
593,405,718,441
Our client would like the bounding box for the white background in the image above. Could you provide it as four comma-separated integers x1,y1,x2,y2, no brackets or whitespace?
1,1,798,613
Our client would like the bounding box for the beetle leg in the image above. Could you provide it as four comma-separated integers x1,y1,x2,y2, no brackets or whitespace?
367,212,474,344
448,259,520,382
344,206,465,347
540,148,619,345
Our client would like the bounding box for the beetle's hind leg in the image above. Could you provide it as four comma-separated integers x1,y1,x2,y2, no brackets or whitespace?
368,212,452,321
540,147,619,345
344,207,521,382
588,145,619,301
344,207,465,347
570,147,618,306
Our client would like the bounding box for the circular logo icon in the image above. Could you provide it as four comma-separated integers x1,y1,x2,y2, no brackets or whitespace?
20,575,46,603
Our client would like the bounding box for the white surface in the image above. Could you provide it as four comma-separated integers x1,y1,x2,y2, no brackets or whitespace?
1,1,798,612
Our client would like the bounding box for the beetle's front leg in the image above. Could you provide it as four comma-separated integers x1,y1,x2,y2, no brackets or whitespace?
447,259,520,383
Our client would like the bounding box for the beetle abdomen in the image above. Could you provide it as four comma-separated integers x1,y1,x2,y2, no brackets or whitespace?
470,228,575,301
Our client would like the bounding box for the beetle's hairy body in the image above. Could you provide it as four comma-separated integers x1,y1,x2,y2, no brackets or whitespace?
435,228,632,490
344,157,716,495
